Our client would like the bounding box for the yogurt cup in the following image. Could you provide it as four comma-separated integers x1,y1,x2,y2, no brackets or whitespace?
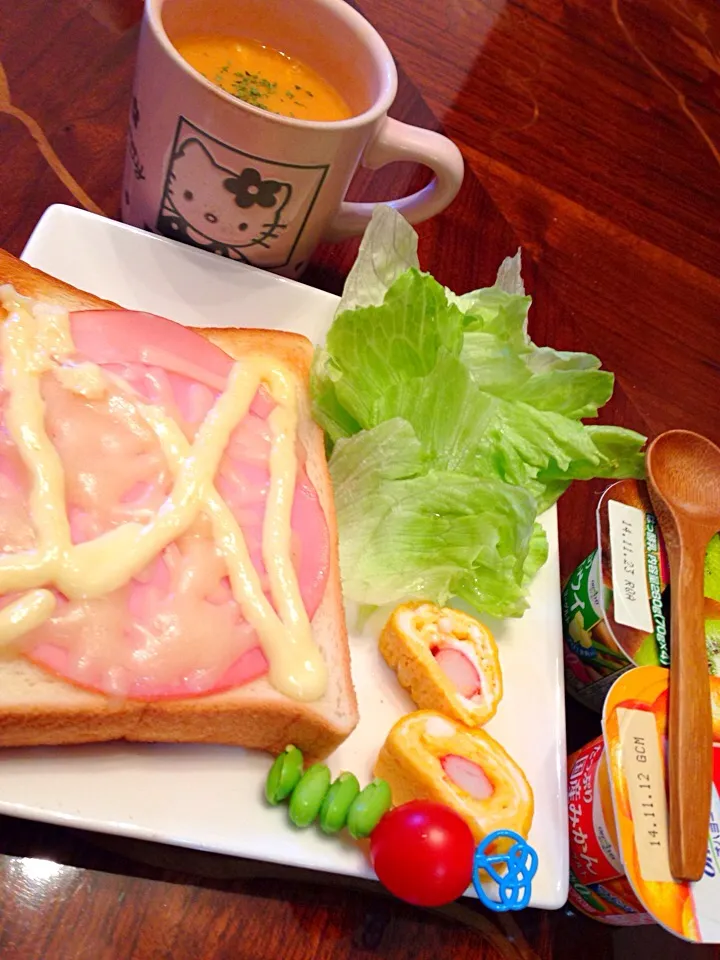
568,735,655,926
562,479,720,712
567,666,720,940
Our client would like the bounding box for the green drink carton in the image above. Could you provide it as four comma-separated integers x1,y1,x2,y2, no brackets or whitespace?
562,479,720,712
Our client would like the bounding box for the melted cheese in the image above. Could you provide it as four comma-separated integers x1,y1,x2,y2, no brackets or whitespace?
0,287,326,701
54,361,109,399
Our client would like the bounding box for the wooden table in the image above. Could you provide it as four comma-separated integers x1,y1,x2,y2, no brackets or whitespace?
1,0,719,956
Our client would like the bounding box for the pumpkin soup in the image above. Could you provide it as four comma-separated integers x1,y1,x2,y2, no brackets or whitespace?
174,35,352,121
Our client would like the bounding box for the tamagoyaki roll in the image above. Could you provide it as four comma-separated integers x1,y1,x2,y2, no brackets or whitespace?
379,602,502,727
374,711,533,852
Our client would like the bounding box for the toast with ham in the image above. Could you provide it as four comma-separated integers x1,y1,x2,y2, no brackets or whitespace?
0,250,358,761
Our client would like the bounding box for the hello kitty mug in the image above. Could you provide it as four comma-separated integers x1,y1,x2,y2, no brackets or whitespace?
121,0,464,276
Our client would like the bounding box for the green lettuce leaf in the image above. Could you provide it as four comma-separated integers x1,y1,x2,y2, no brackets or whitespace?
513,370,614,419
309,348,360,445
460,334,614,419
494,250,526,297
329,421,539,613
460,331,532,395
311,206,646,618
454,287,532,342
538,425,647,483
324,270,464,428
373,352,495,472
454,281,614,418
453,523,549,618
335,204,419,314
372,352,635,512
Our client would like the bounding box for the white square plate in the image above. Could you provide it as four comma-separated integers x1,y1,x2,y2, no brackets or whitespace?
6,205,568,908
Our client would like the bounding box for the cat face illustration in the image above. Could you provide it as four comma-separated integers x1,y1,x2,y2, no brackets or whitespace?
159,138,292,259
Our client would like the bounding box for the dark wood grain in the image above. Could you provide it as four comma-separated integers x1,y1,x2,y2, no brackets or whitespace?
1,0,720,956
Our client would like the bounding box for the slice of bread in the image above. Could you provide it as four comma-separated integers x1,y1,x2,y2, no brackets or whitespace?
0,250,358,762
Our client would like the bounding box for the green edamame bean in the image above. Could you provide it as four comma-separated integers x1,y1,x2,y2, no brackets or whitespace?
265,745,304,805
288,763,331,827
319,772,360,835
346,778,392,839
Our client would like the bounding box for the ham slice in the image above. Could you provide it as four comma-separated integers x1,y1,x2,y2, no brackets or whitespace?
0,311,329,700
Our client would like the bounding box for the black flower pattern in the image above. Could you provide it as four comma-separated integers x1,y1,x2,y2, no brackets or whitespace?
223,168,285,209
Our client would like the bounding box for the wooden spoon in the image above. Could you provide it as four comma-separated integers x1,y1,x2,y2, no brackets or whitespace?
646,429,720,882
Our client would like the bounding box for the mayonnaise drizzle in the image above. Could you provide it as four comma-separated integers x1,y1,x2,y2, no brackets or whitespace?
0,286,327,701
0,589,57,646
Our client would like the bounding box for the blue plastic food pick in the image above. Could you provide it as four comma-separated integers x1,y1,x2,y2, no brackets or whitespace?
472,830,538,912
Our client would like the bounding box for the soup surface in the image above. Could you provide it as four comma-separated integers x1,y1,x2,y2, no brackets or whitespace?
174,34,352,121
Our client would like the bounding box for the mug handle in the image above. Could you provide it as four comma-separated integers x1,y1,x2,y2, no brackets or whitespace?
325,116,464,240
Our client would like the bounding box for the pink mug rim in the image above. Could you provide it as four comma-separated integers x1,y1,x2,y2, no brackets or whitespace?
146,0,399,131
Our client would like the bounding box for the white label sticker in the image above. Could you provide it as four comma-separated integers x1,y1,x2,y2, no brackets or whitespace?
617,707,673,883
608,500,653,633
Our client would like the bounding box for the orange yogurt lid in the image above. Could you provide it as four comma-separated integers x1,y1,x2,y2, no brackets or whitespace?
602,666,720,943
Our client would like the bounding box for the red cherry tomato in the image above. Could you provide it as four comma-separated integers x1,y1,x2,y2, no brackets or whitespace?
369,800,475,907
